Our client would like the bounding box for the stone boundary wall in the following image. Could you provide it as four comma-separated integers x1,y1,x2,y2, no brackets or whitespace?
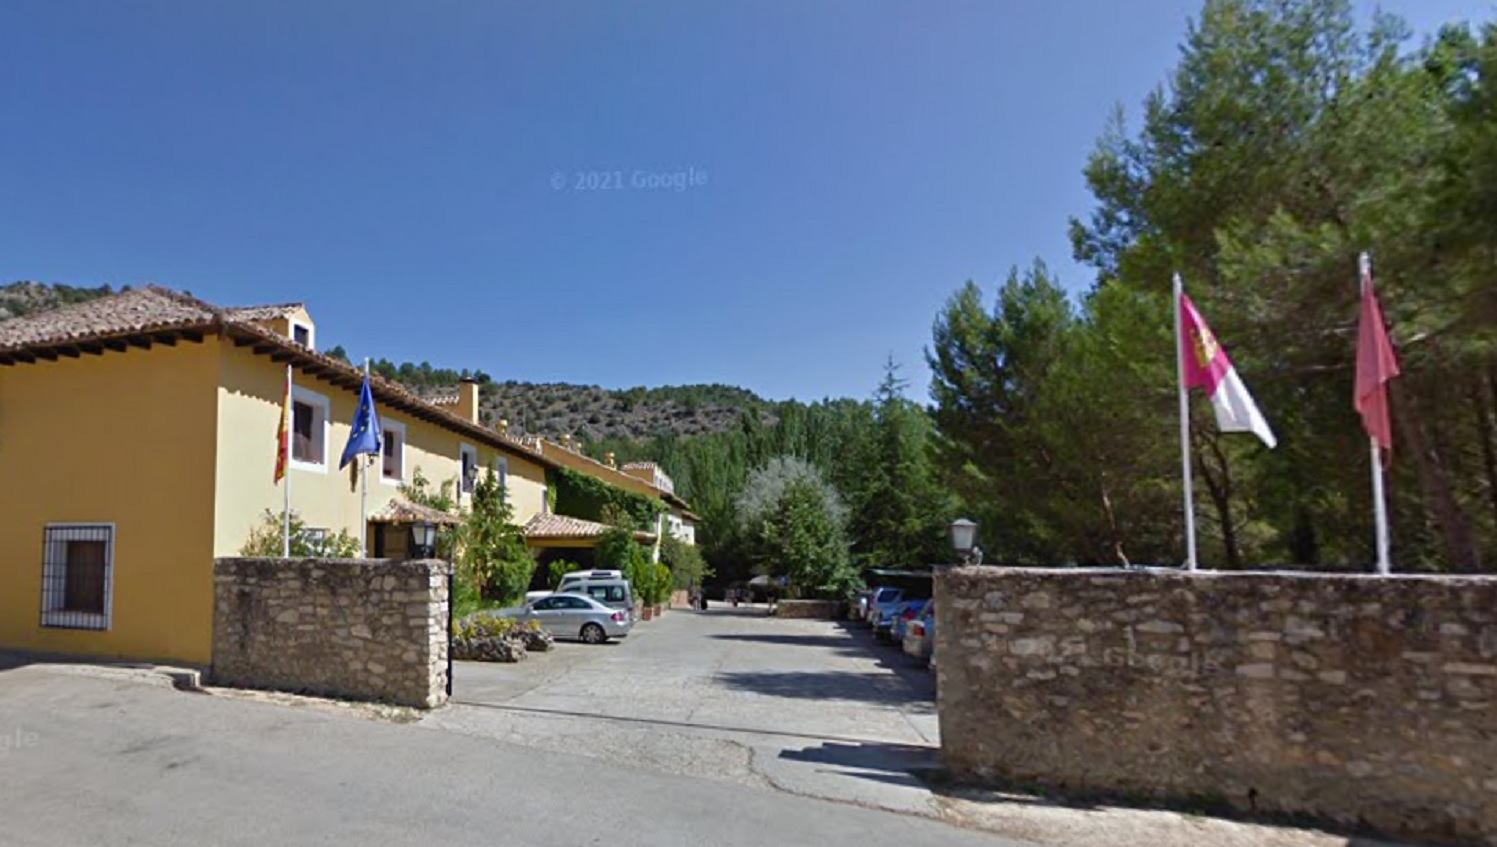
936,567,1497,846
212,557,452,709
775,599,841,619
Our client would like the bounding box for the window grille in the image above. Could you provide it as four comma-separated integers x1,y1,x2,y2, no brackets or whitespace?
40,524,114,630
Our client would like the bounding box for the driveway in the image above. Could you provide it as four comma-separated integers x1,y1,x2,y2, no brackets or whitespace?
430,604,944,815
0,656,1025,847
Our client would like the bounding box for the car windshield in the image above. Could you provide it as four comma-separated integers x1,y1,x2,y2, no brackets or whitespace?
875,589,901,603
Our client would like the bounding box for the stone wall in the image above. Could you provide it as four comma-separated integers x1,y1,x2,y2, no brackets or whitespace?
936,567,1497,846
212,557,452,709
775,599,841,619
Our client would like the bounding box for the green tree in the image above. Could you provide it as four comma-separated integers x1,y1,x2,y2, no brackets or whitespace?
737,457,856,598
927,262,1076,563
847,359,953,568
1065,0,1497,569
456,464,535,605
660,534,712,590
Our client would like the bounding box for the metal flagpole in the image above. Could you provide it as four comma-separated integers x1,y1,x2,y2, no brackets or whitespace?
361,358,370,557
1174,273,1198,571
283,363,292,557
1361,253,1392,575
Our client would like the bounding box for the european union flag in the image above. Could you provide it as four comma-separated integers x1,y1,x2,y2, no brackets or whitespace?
340,375,383,469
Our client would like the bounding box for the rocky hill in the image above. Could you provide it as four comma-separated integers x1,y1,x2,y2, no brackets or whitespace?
0,281,118,320
476,381,768,442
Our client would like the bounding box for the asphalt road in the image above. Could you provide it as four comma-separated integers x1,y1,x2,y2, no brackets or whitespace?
0,618,1029,847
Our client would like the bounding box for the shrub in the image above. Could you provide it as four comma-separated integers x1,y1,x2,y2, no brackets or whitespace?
547,559,585,589
239,509,363,558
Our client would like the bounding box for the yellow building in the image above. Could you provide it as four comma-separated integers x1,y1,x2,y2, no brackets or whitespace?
0,286,568,666
537,439,701,548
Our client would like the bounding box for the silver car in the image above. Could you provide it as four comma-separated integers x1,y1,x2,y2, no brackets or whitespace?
524,592,632,644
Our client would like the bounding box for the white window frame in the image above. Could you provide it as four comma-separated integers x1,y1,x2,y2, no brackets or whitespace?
459,443,478,496
380,418,407,486
40,523,116,631
290,319,315,350
290,385,331,474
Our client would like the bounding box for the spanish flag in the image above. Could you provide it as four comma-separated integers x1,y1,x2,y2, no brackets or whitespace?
275,364,292,483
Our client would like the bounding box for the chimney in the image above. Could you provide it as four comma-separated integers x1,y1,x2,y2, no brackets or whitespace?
605,452,617,468
497,418,509,436
457,379,480,424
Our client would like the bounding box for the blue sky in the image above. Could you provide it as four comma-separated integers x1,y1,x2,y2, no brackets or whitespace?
1,1,1490,402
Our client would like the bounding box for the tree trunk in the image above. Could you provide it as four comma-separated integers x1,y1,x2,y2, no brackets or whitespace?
1394,382,1482,571
1479,366,1497,536
1196,433,1243,570
1098,477,1130,567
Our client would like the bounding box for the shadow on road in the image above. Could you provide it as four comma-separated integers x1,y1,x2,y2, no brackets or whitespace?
780,740,941,789
711,633,855,649
695,605,775,618
716,670,934,710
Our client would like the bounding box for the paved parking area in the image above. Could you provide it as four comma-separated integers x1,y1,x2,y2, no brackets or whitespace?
428,604,944,814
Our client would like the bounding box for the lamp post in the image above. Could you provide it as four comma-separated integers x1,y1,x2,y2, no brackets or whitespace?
949,518,982,566
410,521,438,560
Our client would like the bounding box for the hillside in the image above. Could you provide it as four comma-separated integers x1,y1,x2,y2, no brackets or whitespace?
0,281,769,444
475,381,770,442
0,281,118,320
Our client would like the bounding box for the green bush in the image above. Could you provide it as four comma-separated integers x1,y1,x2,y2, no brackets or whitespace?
239,509,363,558
453,614,518,640
547,559,585,589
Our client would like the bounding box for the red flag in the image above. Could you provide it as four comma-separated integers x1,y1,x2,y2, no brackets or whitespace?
274,365,292,483
1355,258,1401,453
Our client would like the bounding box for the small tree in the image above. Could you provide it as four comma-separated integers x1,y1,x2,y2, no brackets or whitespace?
239,509,362,558
738,457,856,599
660,535,711,590
456,464,535,606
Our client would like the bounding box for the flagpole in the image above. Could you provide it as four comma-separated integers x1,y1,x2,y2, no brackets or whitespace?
361,358,370,557
1360,252,1392,575
283,363,292,557
1174,273,1199,571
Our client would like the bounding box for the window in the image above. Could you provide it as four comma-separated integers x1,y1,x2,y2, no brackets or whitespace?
290,320,314,349
584,585,628,605
459,444,478,495
290,386,330,471
40,524,114,630
498,458,509,490
380,419,406,485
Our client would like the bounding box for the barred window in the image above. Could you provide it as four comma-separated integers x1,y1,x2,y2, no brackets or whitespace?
41,524,114,630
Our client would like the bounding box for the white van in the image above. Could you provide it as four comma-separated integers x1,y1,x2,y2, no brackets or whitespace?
554,570,634,617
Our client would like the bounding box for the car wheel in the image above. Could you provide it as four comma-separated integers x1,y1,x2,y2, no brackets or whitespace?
580,623,607,644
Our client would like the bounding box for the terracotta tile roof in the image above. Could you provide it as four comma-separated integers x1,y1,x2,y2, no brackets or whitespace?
523,513,654,543
370,499,462,526
0,284,568,473
0,285,220,351
224,302,305,322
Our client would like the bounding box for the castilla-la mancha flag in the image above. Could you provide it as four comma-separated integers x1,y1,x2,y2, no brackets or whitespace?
1180,294,1278,448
